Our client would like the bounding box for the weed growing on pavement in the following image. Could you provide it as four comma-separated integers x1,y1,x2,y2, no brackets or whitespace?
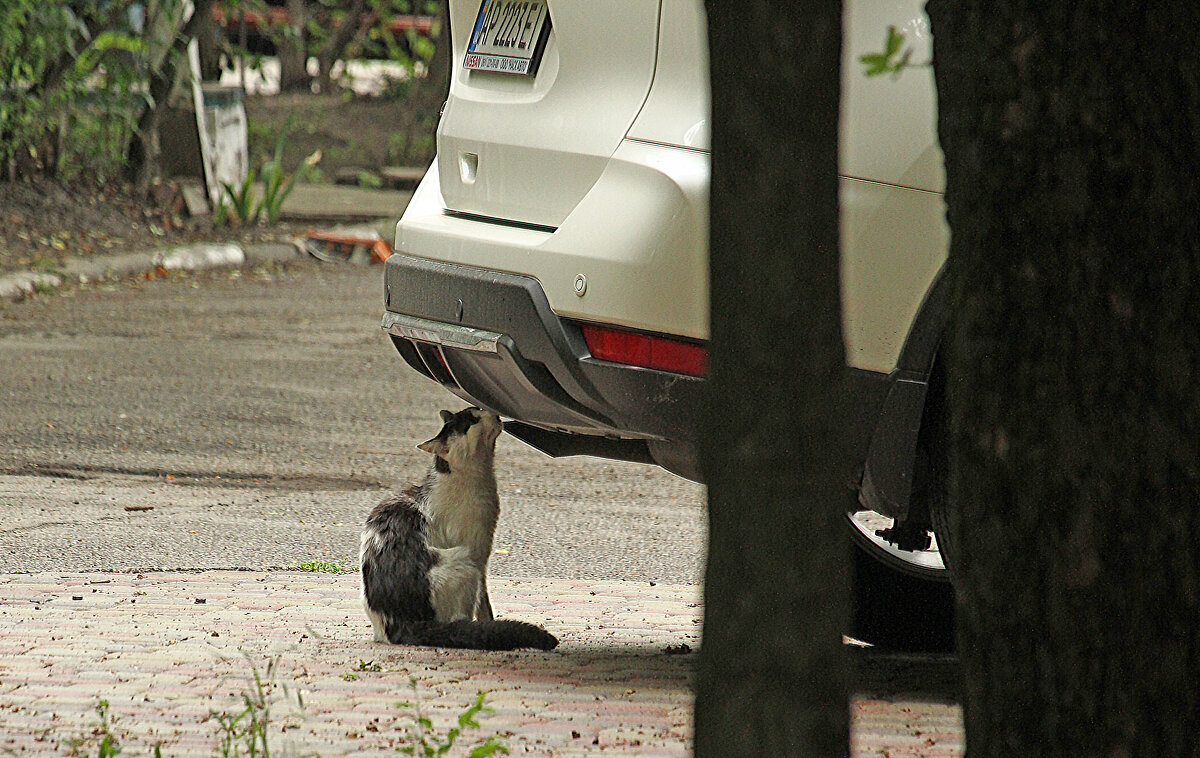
395,678,509,757
209,655,306,758
291,560,351,574
64,661,510,757
69,699,120,757
342,659,385,680
30,279,60,297
68,699,164,758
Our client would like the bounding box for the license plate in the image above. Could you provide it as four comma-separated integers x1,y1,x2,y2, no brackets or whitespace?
464,0,552,76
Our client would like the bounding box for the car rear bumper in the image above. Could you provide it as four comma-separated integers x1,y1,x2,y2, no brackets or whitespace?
382,253,704,478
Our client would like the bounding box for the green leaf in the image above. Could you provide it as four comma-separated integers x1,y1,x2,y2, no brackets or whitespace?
467,737,510,758
859,52,889,77
884,25,903,57
860,24,919,78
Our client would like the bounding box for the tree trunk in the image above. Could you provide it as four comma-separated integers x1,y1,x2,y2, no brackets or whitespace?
127,0,216,193
695,1,849,756
316,0,367,94
926,1,1200,755
423,0,453,108
277,0,311,92
195,0,223,82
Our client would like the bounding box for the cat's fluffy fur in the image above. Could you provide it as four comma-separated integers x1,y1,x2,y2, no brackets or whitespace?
360,407,557,651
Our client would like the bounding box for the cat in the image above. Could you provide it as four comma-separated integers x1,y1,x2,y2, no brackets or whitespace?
360,407,558,651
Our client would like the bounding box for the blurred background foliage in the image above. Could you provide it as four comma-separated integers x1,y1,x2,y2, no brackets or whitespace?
1,0,447,191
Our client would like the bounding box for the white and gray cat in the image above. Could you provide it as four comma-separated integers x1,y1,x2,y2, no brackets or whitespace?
360,407,557,651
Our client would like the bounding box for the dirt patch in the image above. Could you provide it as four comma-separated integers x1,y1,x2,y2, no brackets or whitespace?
0,176,306,278
0,93,433,278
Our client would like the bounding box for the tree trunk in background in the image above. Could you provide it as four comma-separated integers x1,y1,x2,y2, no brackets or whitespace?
316,0,367,94
194,0,222,81
424,0,453,107
277,0,311,92
127,0,216,192
927,1,1200,754
695,1,849,756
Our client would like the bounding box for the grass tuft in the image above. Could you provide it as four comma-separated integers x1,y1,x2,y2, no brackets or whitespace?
291,560,352,574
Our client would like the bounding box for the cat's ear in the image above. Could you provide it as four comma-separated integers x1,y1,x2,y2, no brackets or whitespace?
439,409,455,423
418,437,449,457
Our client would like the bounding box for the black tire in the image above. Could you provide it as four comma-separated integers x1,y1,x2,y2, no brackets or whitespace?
923,356,958,576
848,357,956,653
850,533,955,653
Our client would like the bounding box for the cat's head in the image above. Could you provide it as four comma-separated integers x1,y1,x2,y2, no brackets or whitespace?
416,407,503,472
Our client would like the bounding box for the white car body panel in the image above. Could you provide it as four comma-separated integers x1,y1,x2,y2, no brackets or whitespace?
626,0,711,150
398,0,949,374
399,139,709,339
438,1,662,228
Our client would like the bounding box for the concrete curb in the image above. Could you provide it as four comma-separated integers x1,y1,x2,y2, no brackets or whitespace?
0,241,307,301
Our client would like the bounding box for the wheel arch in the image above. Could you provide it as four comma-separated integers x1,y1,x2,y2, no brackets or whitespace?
857,264,950,521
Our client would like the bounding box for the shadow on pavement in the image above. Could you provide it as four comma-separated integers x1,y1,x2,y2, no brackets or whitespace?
850,647,960,701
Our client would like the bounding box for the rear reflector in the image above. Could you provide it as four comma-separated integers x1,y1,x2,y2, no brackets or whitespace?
580,324,708,377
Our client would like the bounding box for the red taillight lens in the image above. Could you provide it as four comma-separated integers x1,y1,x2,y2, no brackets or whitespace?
581,324,708,377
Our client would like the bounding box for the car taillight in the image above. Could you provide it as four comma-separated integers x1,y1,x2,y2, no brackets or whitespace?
580,324,708,377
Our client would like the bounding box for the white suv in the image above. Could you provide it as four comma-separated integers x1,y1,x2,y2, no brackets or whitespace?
383,0,953,649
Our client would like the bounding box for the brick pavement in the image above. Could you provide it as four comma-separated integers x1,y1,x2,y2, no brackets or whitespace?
0,572,961,756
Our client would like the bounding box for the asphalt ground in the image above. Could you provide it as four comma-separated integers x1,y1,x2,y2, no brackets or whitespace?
0,263,707,583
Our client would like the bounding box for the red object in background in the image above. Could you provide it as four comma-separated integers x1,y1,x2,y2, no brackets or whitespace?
303,230,392,263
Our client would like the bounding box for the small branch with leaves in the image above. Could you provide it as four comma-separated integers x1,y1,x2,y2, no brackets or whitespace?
859,25,928,79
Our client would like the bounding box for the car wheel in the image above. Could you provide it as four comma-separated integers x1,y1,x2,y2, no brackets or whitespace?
921,356,958,575
849,530,955,652
847,360,956,653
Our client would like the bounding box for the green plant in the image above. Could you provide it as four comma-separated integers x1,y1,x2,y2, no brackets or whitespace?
30,277,59,296
209,656,288,758
68,698,163,758
395,679,509,758
258,114,320,225
94,699,121,758
386,129,436,167
217,167,260,226
292,560,350,574
214,114,319,227
860,25,928,79
0,1,165,182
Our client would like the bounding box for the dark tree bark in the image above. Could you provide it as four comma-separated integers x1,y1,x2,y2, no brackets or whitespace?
315,0,368,94
126,0,217,193
927,1,1200,754
194,2,223,82
277,0,311,92
422,0,452,107
695,1,849,756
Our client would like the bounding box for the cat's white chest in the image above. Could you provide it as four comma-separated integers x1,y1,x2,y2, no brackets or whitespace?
423,475,499,564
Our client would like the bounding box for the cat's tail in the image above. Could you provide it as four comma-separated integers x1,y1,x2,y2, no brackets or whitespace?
390,619,558,651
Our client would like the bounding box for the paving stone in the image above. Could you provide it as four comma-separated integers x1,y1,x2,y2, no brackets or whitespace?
0,570,962,756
